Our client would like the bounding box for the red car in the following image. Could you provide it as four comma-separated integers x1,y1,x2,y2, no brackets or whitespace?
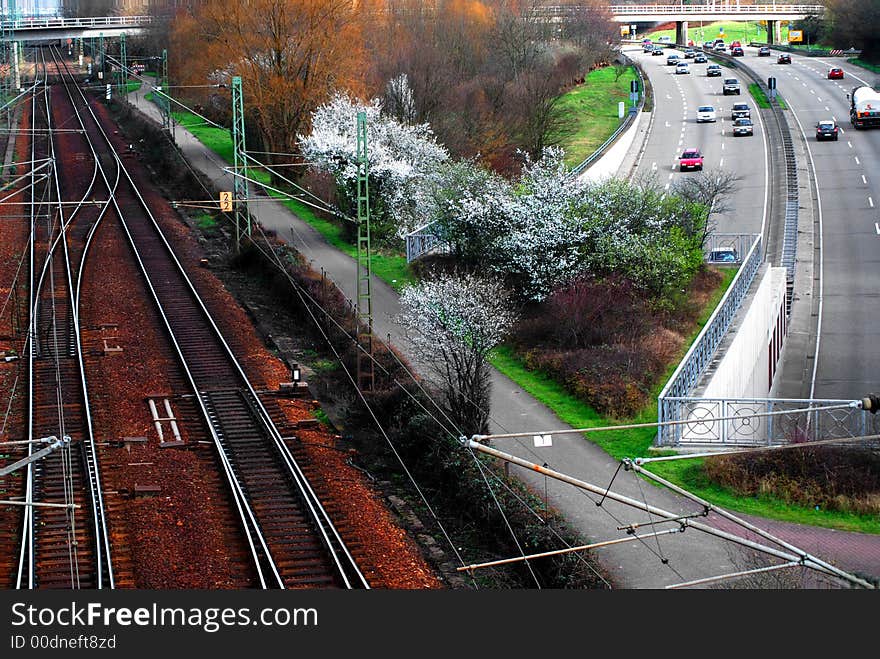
679,148,704,171
828,67,844,79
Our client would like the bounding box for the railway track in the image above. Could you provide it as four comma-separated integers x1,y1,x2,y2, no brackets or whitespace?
15,47,114,590
47,48,368,589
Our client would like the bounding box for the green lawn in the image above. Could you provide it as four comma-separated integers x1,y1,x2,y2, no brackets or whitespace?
646,21,784,46
164,105,414,290
490,266,878,534
554,66,638,168
847,58,880,74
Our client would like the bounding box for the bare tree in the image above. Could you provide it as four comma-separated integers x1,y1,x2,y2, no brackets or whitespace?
672,169,742,248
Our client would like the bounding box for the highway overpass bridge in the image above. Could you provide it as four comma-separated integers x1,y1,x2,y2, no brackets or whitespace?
551,3,826,44
0,14,153,41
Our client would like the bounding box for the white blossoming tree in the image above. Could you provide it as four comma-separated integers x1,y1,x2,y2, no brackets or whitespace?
397,273,516,436
298,92,449,242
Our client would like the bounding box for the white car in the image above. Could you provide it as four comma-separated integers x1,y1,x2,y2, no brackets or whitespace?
697,105,717,123
675,62,690,74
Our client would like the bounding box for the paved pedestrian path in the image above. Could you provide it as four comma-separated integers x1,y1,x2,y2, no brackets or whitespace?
126,85,879,588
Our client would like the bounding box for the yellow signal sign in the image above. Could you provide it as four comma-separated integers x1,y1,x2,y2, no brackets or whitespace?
219,191,233,212
620,26,630,36
788,30,803,42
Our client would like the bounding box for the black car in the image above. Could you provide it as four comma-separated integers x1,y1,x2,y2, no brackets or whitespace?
816,119,839,141
758,46,771,57
778,53,792,64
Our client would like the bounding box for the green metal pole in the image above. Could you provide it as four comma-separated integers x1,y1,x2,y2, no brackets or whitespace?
161,48,170,133
231,76,249,247
118,32,126,99
355,110,374,392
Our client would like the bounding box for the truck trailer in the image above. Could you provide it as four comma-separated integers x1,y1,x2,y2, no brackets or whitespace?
850,86,880,129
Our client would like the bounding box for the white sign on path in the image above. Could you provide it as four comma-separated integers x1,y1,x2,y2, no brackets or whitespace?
533,434,553,448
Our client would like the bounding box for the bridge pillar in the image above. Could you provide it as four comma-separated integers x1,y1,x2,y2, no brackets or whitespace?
767,20,779,45
676,21,689,46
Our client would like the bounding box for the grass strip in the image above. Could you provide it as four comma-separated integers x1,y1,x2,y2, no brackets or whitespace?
748,83,787,110
847,58,880,74
162,105,413,290
554,66,639,168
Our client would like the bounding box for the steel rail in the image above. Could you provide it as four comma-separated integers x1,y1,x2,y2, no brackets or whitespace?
47,45,118,589
46,47,284,589
59,51,366,589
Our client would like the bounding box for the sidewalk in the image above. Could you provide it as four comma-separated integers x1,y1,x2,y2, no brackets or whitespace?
126,85,880,587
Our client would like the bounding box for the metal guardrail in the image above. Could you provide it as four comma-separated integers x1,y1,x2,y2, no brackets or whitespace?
704,233,758,264
0,15,153,30
657,397,879,446
658,233,763,408
607,4,824,15
405,221,451,263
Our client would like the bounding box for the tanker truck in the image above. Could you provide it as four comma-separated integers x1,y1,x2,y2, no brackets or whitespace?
850,86,880,129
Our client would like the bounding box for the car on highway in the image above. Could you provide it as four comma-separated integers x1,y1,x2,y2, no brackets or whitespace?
758,46,771,56
667,53,680,65
714,42,727,52
703,40,715,50
731,46,744,57
684,49,696,58
679,148,704,171
729,40,742,50
828,67,844,79
777,53,792,64
732,118,754,136
707,63,722,77
694,53,708,63
731,102,751,119
697,105,717,123
652,46,664,55
723,78,741,95
709,247,739,263
675,62,690,74
815,119,839,141
643,42,655,53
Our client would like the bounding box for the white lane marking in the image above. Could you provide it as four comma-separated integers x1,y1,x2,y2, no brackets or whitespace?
825,106,830,111
848,141,853,148
862,175,867,185
668,173,674,180
665,120,670,128
870,197,875,208
856,157,860,165
810,89,815,95
818,96,822,102
802,82,807,87
652,162,658,171
719,157,724,167
840,127,846,135
794,76,800,80
671,164,676,171
665,183,670,190
721,143,725,150
876,223,880,235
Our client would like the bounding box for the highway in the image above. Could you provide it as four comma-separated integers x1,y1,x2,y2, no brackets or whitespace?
630,42,880,402
628,46,769,238
734,45,880,401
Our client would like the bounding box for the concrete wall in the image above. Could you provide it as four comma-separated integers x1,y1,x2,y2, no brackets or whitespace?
702,266,788,400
